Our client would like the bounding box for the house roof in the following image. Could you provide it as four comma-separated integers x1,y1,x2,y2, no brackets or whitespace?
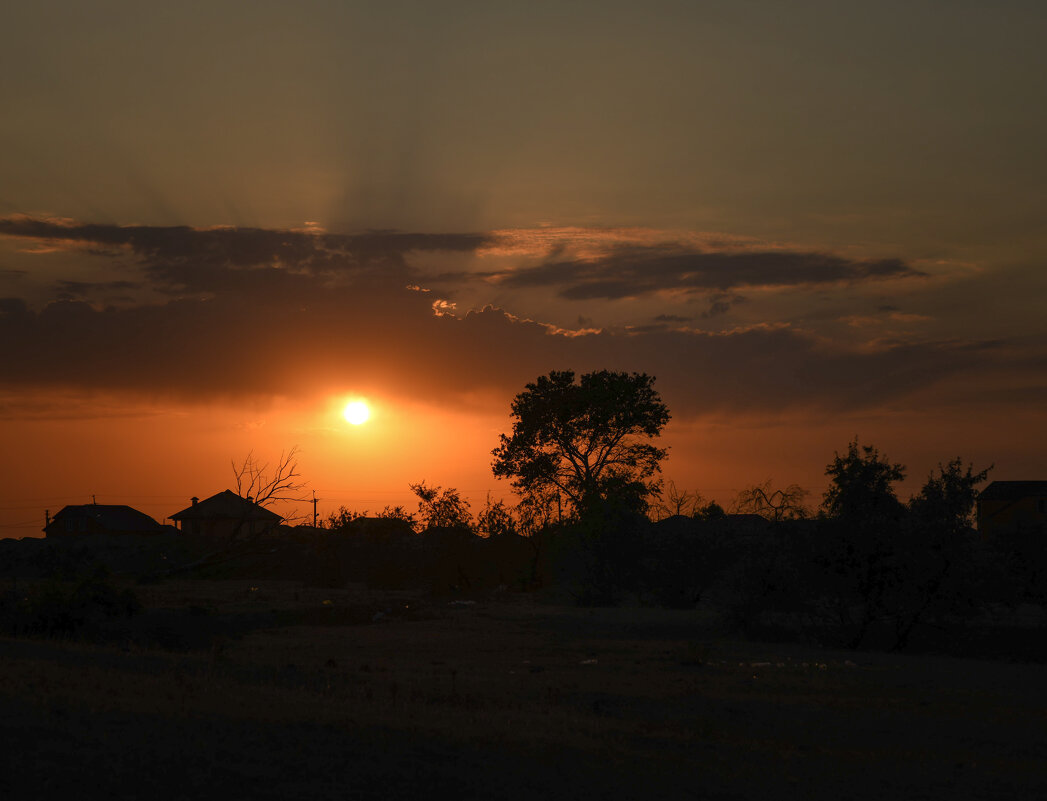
49,504,163,532
170,489,283,522
978,481,1047,501
725,513,772,524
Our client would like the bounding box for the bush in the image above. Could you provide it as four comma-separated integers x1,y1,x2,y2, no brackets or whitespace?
0,568,141,638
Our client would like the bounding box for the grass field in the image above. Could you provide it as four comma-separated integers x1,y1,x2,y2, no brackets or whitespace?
2,580,1045,799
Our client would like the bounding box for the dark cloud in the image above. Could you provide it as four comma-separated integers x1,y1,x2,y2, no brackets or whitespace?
0,283,1011,418
0,268,28,280
653,313,692,323
701,293,747,319
0,216,1024,419
54,279,140,300
496,244,923,300
0,216,492,296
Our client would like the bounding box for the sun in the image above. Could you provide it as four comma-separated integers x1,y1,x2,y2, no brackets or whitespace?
343,400,370,425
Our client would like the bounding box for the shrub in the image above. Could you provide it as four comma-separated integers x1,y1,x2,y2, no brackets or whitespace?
0,567,141,638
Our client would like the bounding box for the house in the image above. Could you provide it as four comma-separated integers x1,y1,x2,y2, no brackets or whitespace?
44,504,165,538
977,481,1047,537
169,490,282,538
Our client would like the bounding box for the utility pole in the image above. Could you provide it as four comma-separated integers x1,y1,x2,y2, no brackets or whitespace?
312,490,319,528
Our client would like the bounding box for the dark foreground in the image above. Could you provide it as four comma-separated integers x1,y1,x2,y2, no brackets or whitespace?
1,581,1045,800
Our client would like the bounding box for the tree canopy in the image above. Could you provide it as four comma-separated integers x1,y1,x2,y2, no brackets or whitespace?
491,370,670,516
822,438,906,523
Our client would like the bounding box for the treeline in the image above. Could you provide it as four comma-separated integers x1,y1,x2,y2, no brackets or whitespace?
2,436,1043,658
311,438,1045,655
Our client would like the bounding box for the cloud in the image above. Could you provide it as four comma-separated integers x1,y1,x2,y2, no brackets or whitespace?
0,285,1011,419
701,293,747,319
0,215,492,296
54,279,140,300
492,244,924,300
0,215,1029,420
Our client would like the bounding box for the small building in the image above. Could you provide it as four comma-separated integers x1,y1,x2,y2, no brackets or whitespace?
44,504,165,538
169,490,282,538
977,481,1047,536
346,516,416,543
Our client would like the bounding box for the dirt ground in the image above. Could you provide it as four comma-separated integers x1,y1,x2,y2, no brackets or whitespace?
1,580,1045,800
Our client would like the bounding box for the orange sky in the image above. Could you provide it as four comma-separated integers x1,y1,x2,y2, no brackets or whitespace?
2,3,1045,537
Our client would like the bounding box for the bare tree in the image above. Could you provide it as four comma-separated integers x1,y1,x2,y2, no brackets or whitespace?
232,446,308,516
733,480,809,522
652,480,703,520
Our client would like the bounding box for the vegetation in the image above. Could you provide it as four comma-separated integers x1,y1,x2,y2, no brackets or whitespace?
409,481,473,530
0,567,140,638
232,446,307,511
491,370,670,518
733,479,809,520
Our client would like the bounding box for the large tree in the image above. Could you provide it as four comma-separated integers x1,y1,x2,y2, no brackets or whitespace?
491,370,670,516
822,438,906,523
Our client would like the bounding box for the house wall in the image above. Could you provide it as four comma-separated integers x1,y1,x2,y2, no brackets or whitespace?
978,495,1047,536
45,515,97,537
178,517,275,538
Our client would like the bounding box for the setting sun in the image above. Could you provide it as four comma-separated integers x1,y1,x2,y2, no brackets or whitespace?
343,400,370,425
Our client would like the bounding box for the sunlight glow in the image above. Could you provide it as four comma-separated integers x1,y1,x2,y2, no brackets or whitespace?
343,400,370,425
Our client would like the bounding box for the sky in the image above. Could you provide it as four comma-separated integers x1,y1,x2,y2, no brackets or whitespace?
2,1,1045,537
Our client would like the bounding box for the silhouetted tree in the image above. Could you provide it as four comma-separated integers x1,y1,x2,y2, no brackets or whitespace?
324,504,414,531
734,480,809,521
696,500,726,521
515,487,562,535
376,504,415,523
816,438,907,648
491,370,670,517
822,439,905,523
410,481,472,530
324,506,364,530
884,459,993,650
475,493,517,538
909,458,991,533
652,480,703,520
232,446,307,513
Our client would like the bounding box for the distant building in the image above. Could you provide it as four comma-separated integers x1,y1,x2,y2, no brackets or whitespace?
44,504,165,537
347,516,416,542
977,481,1047,536
169,490,282,538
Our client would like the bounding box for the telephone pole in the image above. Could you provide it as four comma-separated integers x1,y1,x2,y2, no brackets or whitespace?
312,490,318,528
